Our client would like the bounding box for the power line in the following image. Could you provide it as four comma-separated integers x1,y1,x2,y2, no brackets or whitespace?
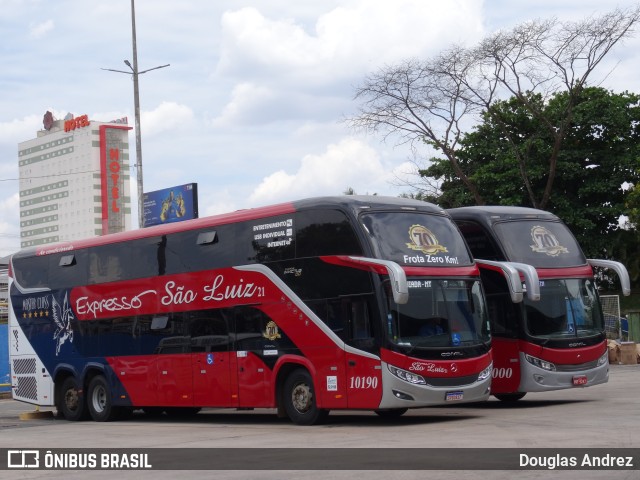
0,165,138,182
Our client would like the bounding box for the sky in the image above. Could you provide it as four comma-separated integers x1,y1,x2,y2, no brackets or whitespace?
1,0,639,257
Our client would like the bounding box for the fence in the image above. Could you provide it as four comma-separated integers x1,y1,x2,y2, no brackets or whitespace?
600,295,623,340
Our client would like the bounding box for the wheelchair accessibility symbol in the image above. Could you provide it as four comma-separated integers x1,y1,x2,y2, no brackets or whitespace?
207,354,214,365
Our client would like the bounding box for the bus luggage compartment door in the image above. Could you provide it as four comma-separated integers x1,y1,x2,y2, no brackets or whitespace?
345,352,383,409
192,351,233,407
490,337,521,394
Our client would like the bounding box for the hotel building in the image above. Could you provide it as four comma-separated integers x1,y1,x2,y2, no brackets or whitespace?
18,112,133,248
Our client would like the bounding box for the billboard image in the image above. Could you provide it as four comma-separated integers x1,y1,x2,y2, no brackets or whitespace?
143,183,198,227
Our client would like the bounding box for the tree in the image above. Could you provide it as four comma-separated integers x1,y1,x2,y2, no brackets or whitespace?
348,6,640,210
421,87,640,262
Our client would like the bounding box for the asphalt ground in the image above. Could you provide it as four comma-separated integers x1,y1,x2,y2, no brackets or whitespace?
0,363,638,480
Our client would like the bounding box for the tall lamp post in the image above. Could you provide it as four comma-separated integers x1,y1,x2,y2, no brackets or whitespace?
102,0,169,228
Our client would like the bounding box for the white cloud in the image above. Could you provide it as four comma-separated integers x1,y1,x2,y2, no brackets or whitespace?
213,83,276,127
0,193,21,257
29,19,54,39
140,102,195,136
0,115,42,145
217,0,484,85
248,137,396,205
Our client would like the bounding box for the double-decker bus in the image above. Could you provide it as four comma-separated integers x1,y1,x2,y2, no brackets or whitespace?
448,206,631,401
8,196,495,425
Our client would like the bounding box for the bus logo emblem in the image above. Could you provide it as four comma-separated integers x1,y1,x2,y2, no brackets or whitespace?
52,293,75,356
406,224,448,255
263,321,281,341
530,226,569,256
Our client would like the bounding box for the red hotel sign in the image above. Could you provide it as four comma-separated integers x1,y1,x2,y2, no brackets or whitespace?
64,114,90,132
99,124,132,234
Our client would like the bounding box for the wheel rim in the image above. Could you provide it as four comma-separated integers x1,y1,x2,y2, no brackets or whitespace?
290,382,312,414
64,388,79,412
91,384,107,414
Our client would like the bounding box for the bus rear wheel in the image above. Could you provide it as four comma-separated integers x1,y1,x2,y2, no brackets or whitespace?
494,392,526,402
58,376,88,421
87,375,119,421
283,369,328,425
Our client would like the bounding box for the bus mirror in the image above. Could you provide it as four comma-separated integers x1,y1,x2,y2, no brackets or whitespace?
151,315,169,330
475,260,524,303
587,259,631,296
508,262,540,302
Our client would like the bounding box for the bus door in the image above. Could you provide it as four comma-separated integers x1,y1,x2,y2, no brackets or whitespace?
477,264,530,394
233,306,271,408
190,312,234,407
490,337,521,393
343,297,383,409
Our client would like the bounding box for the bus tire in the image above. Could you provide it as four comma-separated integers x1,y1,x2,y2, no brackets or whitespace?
374,408,408,418
494,392,526,402
282,369,328,425
87,375,118,422
58,376,88,421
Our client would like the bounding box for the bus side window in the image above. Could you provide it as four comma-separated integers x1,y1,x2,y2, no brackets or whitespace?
13,256,48,289
347,298,377,352
456,220,503,261
351,300,371,339
307,299,347,340
89,251,124,284
234,307,266,351
481,270,519,338
190,311,230,353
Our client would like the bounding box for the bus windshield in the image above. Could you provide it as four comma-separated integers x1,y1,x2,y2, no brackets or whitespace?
492,220,586,268
386,279,490,348
524,278,604,339
361,212,473,266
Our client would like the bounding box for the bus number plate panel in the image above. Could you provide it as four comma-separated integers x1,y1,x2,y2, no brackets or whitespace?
445,390,464,402
572,375,588,386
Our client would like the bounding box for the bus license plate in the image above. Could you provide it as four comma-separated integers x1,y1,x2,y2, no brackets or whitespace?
445,391,464,402
572,375,588,386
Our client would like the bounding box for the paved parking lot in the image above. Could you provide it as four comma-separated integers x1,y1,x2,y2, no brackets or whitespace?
0,364,638,479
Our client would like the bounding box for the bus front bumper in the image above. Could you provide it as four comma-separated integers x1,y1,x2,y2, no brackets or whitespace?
518,353,609,392
378,361,492,409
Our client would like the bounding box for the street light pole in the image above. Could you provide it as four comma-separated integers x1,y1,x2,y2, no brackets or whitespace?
130,0,143,229
102,0,169,229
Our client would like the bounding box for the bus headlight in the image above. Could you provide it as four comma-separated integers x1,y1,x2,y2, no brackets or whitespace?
597,352,608,367
524,354,556,371
388,365,426,385
477,364,492,381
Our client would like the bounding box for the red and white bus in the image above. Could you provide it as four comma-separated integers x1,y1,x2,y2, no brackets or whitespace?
448,206,630,401
9,196,496,425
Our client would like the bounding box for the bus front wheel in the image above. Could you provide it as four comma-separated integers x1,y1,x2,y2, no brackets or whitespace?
494,392,526,402
87,375,119,421
58,376,88,421
282,369,328,425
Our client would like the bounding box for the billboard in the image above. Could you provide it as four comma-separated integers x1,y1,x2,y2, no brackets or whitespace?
143,183,198,227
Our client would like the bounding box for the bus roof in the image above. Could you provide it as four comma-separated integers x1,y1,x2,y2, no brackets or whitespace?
15,195,446,260
447,206,561,226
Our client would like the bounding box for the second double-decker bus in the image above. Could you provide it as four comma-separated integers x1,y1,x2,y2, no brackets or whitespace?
448,206,630,401
9,196,495,425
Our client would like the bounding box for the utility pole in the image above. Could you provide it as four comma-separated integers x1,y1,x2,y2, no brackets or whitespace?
102,0,169,228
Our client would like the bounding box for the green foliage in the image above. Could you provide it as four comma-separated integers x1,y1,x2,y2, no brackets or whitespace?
422,87,640,264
